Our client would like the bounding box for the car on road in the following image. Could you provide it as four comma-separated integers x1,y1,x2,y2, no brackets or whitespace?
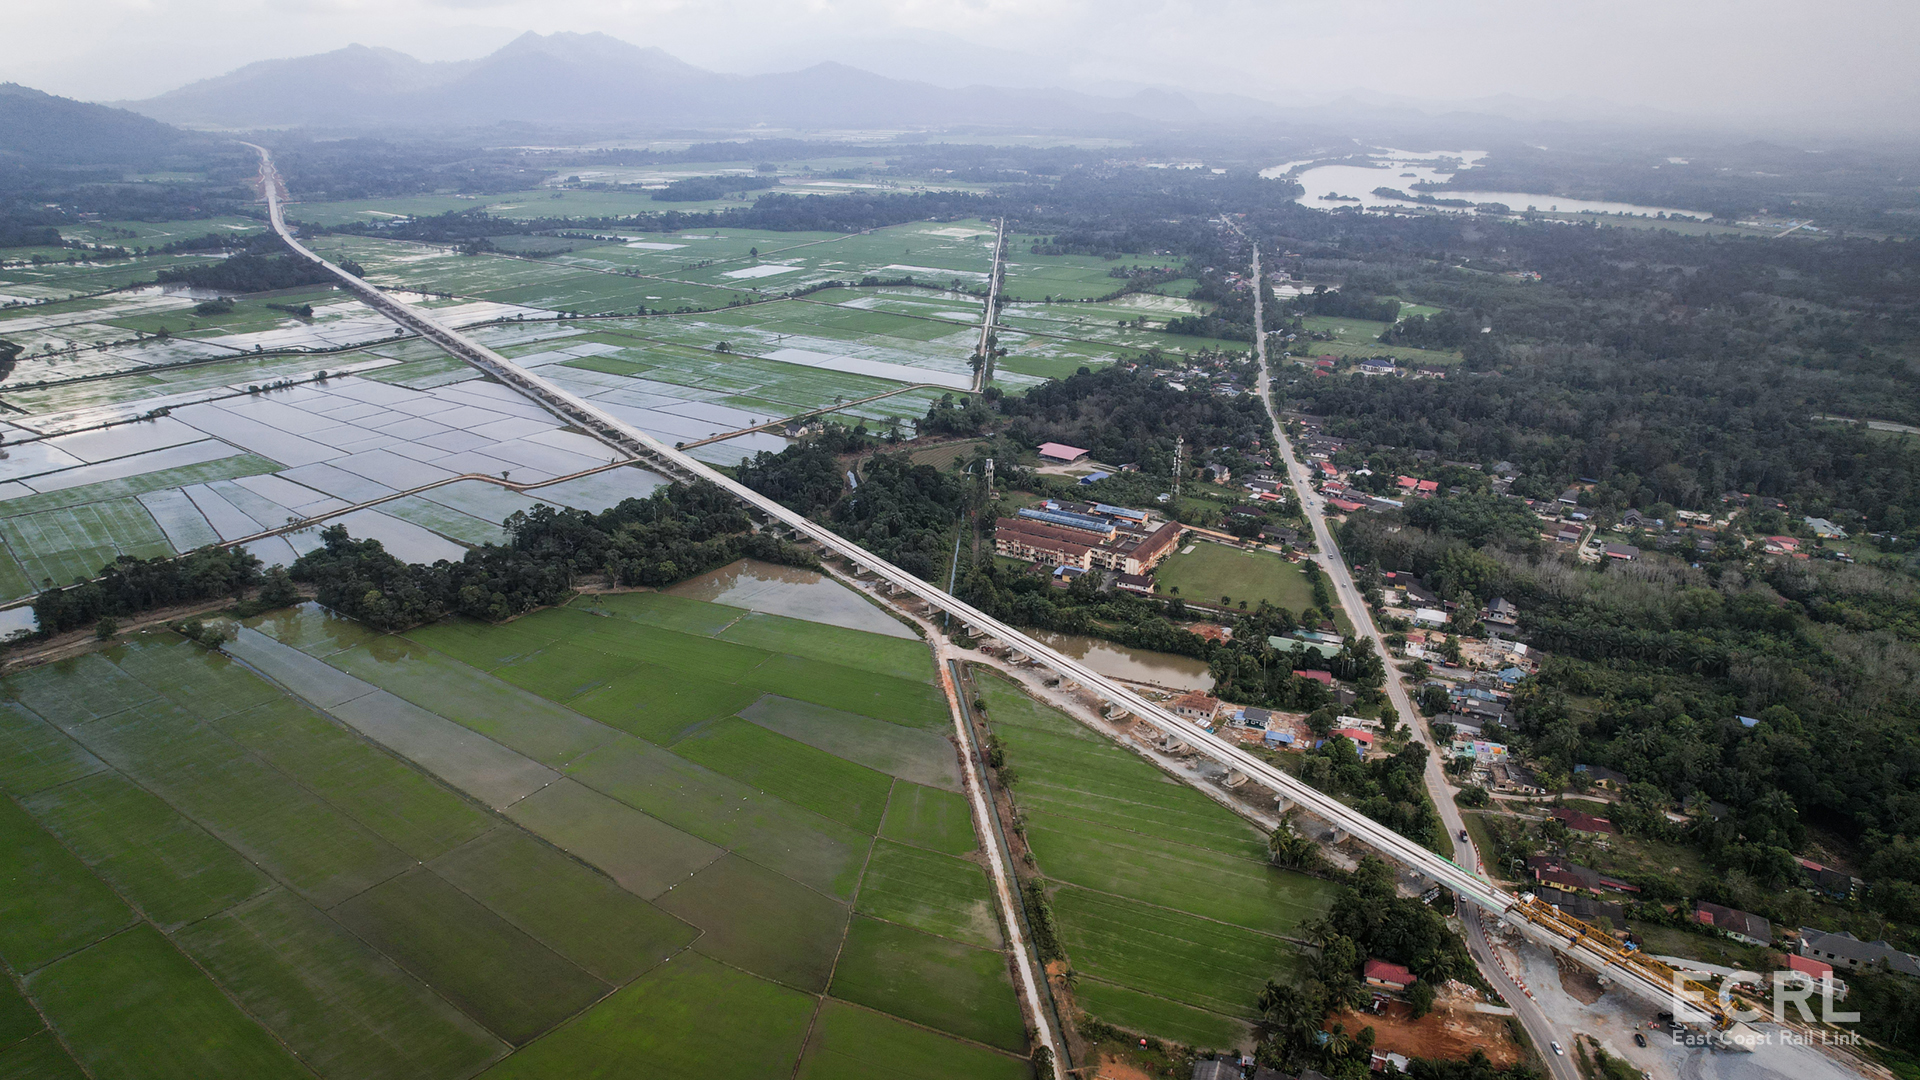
1551,1043,1564,1056
1634,1033,1647,1047
1458,830,1470,842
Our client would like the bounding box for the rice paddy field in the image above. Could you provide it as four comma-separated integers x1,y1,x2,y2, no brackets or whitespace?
975,672,1338,1050
0,568,1040,1079
0,208,1262,618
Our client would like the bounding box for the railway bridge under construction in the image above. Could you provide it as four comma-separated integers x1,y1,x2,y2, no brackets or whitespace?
250,147,1754,1049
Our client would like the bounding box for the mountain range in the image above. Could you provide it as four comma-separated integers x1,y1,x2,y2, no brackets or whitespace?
0,82,201,164
118,32,1252,133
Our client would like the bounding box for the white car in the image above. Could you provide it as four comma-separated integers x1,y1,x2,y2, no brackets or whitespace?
1552,1042,1564,1056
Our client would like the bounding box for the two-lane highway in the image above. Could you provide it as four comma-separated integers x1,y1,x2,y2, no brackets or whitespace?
1240,229,1577,1080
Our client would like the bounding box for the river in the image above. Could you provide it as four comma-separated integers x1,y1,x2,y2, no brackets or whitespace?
1264,147,1706,220
1026,629,1214,691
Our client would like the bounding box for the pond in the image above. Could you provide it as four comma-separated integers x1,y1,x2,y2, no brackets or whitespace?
665,558,916,638
1027,629,1214,691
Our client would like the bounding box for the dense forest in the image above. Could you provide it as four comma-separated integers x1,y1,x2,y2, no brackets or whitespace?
293,480,816,630
22,479,815,641
1264,220,1920,529
993,364,1270,476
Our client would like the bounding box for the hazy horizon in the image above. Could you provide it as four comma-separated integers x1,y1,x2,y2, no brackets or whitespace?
3,0,1917,137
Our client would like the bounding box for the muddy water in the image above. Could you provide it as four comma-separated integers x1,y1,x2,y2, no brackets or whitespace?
1027,629,1214,691
665,559,916,638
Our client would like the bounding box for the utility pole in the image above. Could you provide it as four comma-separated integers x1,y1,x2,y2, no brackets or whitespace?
1172,435,1184,501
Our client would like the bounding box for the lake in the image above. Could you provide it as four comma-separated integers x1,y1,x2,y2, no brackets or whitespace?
1265,148,1706,220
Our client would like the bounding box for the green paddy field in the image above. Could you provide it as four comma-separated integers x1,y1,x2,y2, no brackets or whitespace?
977,673,1337,1050
0,580,1032,1080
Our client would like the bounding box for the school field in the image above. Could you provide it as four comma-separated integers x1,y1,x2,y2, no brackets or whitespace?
1152,540,1326,616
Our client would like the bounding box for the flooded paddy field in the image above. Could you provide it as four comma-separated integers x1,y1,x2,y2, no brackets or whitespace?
0,578,1036,1078
0,357,668,602
0,208,1259,611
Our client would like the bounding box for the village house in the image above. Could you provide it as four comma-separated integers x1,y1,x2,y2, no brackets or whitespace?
1574,764,1629,790
1782,953,1847,999
1362,958,1414,992
1799,928,1920,978
1327,728,1375,754
1525,855,1640,894
1483,596,1520,628
1551,807,1619,835
1535,885,1626,927
1797,859,1864,901
1491,762,1543,794
1695,901,1772,946
1168,690,1222,724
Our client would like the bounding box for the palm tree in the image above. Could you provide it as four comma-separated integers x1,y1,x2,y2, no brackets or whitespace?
1321,1023,1353,1064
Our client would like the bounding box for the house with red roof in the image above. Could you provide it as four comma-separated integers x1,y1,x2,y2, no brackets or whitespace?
1785,953,1832,980
1329,728,1375,753
1296,670,1335,686
1551,807,1618,835
1363,959,1414,991
1037,442,1088,463
1327,498,1367,513
1416,479,1440,495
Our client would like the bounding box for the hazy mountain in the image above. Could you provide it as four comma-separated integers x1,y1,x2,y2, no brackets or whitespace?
122,31,1224,133
0,83,197,163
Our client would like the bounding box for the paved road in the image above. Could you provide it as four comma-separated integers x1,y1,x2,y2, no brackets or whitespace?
1242,232,1577,1080
973,217,1006,392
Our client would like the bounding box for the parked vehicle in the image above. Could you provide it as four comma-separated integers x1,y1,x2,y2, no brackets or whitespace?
1634,1033,1648,1048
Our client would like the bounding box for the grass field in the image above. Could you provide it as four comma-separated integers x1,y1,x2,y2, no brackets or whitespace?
0,579,1033,1077
977,670,1336,1047
1152,540,1331,616
1290,315,1460,365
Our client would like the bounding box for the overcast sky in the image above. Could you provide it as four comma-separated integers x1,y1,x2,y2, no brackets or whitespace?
5,0,1916,132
